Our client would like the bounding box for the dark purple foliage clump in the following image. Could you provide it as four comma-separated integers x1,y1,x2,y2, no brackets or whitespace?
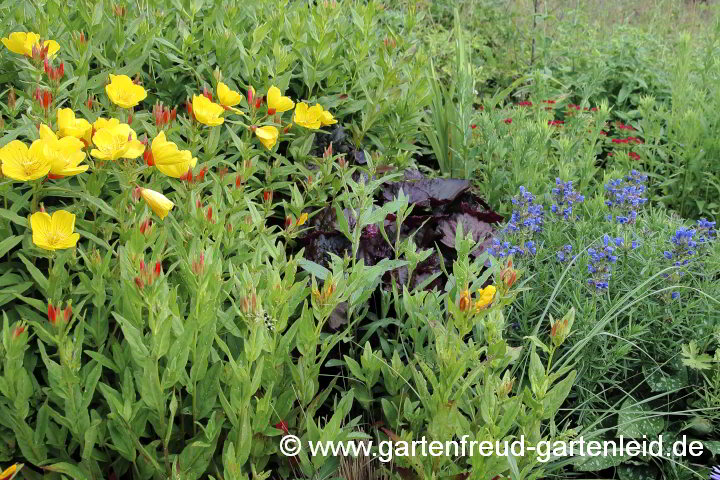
298,170,503,291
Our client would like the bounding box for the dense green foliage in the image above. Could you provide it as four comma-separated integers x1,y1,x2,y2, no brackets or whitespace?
0,0,719,479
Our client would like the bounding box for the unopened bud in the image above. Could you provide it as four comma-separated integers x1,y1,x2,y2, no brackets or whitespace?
12,325,26,339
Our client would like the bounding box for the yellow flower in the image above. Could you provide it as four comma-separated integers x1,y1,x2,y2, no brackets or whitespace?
0,464,19,480
151,131,198,178
57,108,92,143
255,126,279,150
267,86,295,114
30,210,80,251
319,108,337,126
293,102,324,129
38,124,88,177
217,82,243,108
474,285,496,312
139,188,174,220
192,95,225,126
2,32,59,57
297,212,309,226
90,123,145,161
105,74,147,109
0,140,51,181
93,117,121,132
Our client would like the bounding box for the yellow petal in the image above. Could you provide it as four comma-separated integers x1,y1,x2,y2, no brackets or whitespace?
217,82,243,107
267,86,295,113
255,126,279,150
140,188,174,220
44,40,60,57
124,140,146,159
30,212,52,239
93,117,120,131
0,463,19,480
51,210,77,237
38,124,57,141
2,33,29,55
192,95,225,126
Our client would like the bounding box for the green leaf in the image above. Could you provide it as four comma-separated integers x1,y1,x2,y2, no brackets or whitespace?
542,370,576,419
0,236,22,258
0,208,28,227
617,397,664,438
44,462,91,480
297,259,330,280
17,253,49,293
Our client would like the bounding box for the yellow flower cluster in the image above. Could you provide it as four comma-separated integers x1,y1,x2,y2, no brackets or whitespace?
0,123,88,181
191,82,336,150
1,33,341,253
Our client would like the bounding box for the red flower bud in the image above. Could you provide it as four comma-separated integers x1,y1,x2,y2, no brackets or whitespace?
191,253,205,275
203,86,213,101
235,175,243,188
263,190,272,202
196,167,207,182
285,216,292,229
48,302,58,325
63,305,72,323
247,87,254,106
139,218,152,234
144,149,154,166
255,97,263,109
275,421,289,435
267,107,276,116
154,261,162,276
139,259,146,272
206,206,213,222
12,325,26,339
134,277,144,289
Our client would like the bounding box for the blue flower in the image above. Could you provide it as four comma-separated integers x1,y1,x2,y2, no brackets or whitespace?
671,292,680,300
587,234,620,293
711,465,720,480
551,178,585,221
605,171,648,224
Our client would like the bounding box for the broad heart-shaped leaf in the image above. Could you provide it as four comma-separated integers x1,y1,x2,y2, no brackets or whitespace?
381,172,470,208
642,361,688,393
617,464,659,480
617,397,664,438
